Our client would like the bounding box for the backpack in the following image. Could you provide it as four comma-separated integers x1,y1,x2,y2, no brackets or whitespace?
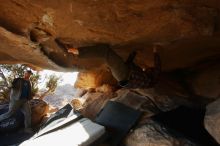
11,78,23,89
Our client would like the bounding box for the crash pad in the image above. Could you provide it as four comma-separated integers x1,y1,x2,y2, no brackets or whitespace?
95,101,142,146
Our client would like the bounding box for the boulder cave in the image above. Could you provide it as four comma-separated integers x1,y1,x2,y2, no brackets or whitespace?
0,0,220,145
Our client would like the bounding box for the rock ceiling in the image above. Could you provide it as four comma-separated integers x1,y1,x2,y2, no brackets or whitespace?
0,0,220,72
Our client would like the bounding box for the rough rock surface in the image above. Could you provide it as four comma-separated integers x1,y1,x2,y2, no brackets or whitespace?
204,98,220,144
79,87,179,122
79,90,116,120
0,0,220,102
113,89,161,116
133,88,180,111
0,0,220,71
30,99,49,126
74,68,117,89
1,1,220,144
124,119,197,146
188,63,220,100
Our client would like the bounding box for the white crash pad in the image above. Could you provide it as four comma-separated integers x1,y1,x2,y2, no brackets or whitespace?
19,118,105,146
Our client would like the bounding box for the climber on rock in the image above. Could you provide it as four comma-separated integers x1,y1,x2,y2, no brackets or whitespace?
66,44,161,89
29,28,161,88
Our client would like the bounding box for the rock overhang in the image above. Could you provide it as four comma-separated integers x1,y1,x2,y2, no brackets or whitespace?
0,0,219,72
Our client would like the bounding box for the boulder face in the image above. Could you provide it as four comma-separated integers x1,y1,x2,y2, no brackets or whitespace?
1,1,220,144
30,99,49,126
0,0,220,131
74,68,117,89
124,120,197,146
204,98,220,144
188,63,220,100
0,0,220,71
0,0,220,101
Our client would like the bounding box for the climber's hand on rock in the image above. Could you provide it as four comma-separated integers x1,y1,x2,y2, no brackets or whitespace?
68,48,79,55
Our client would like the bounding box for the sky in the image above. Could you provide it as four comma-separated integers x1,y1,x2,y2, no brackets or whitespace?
38,70,78,89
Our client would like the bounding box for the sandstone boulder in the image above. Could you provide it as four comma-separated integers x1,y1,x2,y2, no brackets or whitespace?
112,89,161,117
133,88,179,112
204,98,220,144
124,120,197,146
79,91,116,120
30,99,49,126
189,63,220,100
0,0,220,72
74,68,117,89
